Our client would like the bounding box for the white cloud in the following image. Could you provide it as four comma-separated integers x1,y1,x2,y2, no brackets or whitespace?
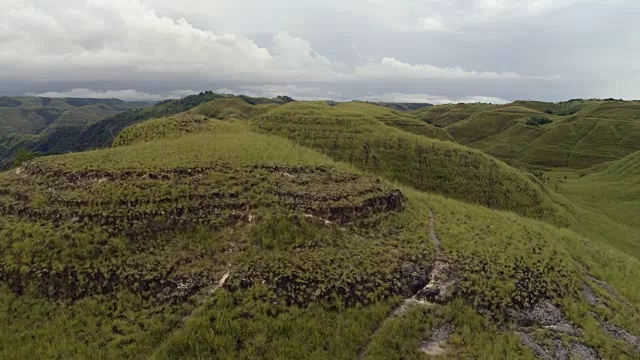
28,88,198,101
358,93,510,105
355,57,548,80
215,86,510,104
0,0,345,83
415,17,449,32
0,0,555,85
27,86,509,105
324,0,582,33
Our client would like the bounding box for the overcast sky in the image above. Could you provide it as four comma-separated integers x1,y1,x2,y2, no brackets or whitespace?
1,0,639,103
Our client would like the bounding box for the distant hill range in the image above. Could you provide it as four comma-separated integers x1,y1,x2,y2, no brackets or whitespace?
4,94,640,172
0,93,291,168
0,96,151,166
373,102,433,111
415,98,640,169
0,96,149,137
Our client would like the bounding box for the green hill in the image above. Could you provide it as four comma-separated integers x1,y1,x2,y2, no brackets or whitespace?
421,100,640,170
253,101,566,223
0,93,233,168
0,96,147,137
1,96,640,359
413,103,496,127
0,96,150,167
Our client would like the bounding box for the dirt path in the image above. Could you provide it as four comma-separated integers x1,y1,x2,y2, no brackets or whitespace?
359,210,451,359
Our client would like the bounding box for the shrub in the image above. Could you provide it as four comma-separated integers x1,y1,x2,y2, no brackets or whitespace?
526,116,552,126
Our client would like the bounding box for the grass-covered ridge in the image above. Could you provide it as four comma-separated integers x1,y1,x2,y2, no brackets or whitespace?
424,100,640,169
0,96,146,137
337,102,453,141
0,92,282,169
253,101,567,223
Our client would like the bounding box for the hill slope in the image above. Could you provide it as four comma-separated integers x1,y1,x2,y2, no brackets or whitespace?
0,96,147,137
253,101,566,223
0,93,237,168
1,98,640,359
417,100,640,169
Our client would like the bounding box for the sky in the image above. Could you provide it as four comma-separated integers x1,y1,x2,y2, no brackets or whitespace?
1,0,639,103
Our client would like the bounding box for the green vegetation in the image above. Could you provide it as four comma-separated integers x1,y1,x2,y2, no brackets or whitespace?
1,95,640,359
253,101,565,223
337,101,453,141
0,96,145,137
5,148,42,168
413,103,496,127
0,96,150,168
422,100,640,169
0,93,259,169
526,116,552,126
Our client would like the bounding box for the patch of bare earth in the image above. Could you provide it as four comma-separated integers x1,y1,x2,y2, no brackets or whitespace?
420,323,455,356
511,300,600,359
583,277,640,352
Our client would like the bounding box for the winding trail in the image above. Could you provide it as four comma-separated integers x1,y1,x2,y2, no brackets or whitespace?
358,210,447,359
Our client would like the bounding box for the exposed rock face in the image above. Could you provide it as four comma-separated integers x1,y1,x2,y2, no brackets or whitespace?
511,300,604,360
509,301,576,331
602,322,640,350
518,333,601,360
415,261,455,304
582,284,598,306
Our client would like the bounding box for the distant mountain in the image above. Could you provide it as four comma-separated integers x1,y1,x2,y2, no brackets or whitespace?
0,96,149,137
373,102,433,111
0,96,151,167
0,93,305,169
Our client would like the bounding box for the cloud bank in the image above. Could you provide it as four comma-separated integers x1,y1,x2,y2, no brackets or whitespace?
1,0,638,101
29,89,199,102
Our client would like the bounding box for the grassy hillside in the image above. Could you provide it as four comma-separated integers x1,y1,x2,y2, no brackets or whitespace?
413,103,496,127
0,96,146,137
253,101,566,223
190,97,279,120
0,96,150,167
338,102,453,141
2,97,640,359
422,100,640,170
0,93,237,168
548,151,640,258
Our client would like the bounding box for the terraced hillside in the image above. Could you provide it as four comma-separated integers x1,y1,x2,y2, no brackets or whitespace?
253,101,566,223
2,97,640,359
414,103,496,127
422,100,640,169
